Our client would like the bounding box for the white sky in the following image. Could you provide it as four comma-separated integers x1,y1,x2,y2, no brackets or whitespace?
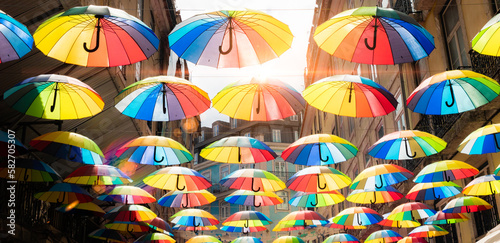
174,0,316,127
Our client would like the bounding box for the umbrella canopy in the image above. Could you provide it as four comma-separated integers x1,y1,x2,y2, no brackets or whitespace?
200,136,277,163
406,181,462,200
168,10,293,68
170,209,219,227
458,123,500,154
173,225,217,231
221,225,267,233
368,130,447,160
377,213,420,228
407,70,500,115
274,236,305,243
289,190,345,207
97,185,156,204
134,233,176,243
408,225,448,238
220,169,285,192
158,190,216,208
225,190,283,207
350,164,413,190
0,159,61,182
274,210,328,230
230,237,262,243
387,202,436,221
323,234,359,243
56,202,105,217
4,74,104,120
414,160,479,183
303,75,397,117
0,10,33,63
313,6,434,65
34,183,93,204
286,166,352,192
187,236,221,243
330,207,383,226
397,237,428,243
88,229,127,243
105,221,151,233
463,175,500,195
365,230,403,243
272,224,319,232
325,222,366,230
347,185,403,204
0,130,28,156
212,77,305,121
442,196,493,213
222,211,272,230
423,211,469,225
104,204,157,222
281,134,358,166
64,164,132,185
143,166,212,191
472,12,500,56
30,131,104,165
33,5,158,67
115,136,192,166
145,217,174,236
115,76,210,121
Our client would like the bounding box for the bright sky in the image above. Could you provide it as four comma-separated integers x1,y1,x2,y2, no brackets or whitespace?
174,0,316,127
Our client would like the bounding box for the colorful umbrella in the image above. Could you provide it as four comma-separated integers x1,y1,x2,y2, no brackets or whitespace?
105,204,157,222
168,10,293,68
222,211,272,227
274,236,305,243
4,74,104,120
274,210,328,230
30,131,104,165
414,160,479,183
325,222,366,230
225,190,283,207
272,224,319,232
114,135,193,165
0,130,28,156
115,76,210,121
220,169,285,192
187,235,221,243
286,166,352,192
158,190,216,208
281,134,358,166
56,202,105,217
0,10,33,63
350,164,413,190
458,123,500,154
397,237,428,243
212,77,305,121
230,237,262,243
303,75,397,117
34,183,93,204
330,207,383,226
289,190,345,207
88,229,127,243
33,5,158,67
221,225,267,233
105,221,151,233
407,70,500,115
134,233,176,243
472,12,500,56
377,213,420,228
406,181,462,200
462,175,500,195
387,202,436,221
423,211,469,225
323,234,359,243
365,230,403,243
97,185,156,204
200,136,277,163
408,225,448,238
347,185,403,204
64,164,132,185
442,196,493,213
145,217,174,236
368,130,447,160
173,224,217,231
313,6,434,65
0,159,61,182
170,209,219,228
143,166,212,191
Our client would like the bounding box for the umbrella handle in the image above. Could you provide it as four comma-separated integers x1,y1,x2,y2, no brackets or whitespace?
364,17,379,50
127,223,134,234
238,147,241,163
494,133,500,150
129,212,136,222
318,144,329,162
23,169,29,181
67,145,77,160
466,206,471,213
256,89,261,114
219,18,233,55
317,175,327,190
83,16,103,52
162,84,168,114
445,81,455,107
348,82,354,103
251,177,261,192
242,227,249,235
310,193,319,207
375,174,384,189
397,221,402,229
181,194,189,208
244,219,249,228
490,181,496,194
356,213,362,225
193,217,201,227
411,211,416,221
176,175,186,190
153,146,164,163
404,138,417,158
432,187,441,200
370,190,377,204
253,196,261,207
56,192,66,204
50,82,59,112
443,171,451,182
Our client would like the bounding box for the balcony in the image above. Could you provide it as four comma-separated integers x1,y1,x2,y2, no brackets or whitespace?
393,0,412,14
470,50,500,80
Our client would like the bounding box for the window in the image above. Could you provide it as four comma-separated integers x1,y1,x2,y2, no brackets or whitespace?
395,94,406,131
293,131,299,141
244,132,251,137
240,164,254,169
231,119,237,129
220,201,230,219
296,164,306,171
275,159,287,180
201,170,211,183
442,0,469,69
290,114,298,121
220,165,230,178
348,117,355,135
194,152,199,165
377,123,384,139
213,125,219,137
240,205,252,211
199,131,205,142
276,191,289,210
135,62,141,81
370,64,378,81
272,129,281,142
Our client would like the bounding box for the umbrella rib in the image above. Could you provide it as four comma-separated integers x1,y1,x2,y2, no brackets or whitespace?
99,19,133,65
49,15,95,63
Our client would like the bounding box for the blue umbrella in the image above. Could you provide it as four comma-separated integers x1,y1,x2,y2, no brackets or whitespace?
0,10,33,63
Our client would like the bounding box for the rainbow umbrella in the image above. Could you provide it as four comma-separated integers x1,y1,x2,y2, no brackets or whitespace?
115,76,210,121
330,207,383,226
313,6,434,65
272,224,319,232
168,10,293,68
114,136,192,165
4,74,104,120
144,166,212,191
34,183,93,204
88,229,127,243
368,130,447,160
350,164,413,190
56,202,105,217
64,164,132,185
97,185,156,204
325,222,366,230
33,5,158,67
221,225,267,233
387,202,436,221
274,210,328,230
0,130,28,156
472,12,500,56
230,237,262,243
286,166,352,192
104,204,157,222
423,211,469,225
158,190,215,208
173,224,217,231
303,75,397,117
281,134,358,166
170,209,219,228
397,237,428,243
220,169,285,192
462,175,500,195
442,196,493,213
274,236,305,243
212,77,305,121
289,190,345,207
346,185,403,204
414,160,479,183
323,234,359,243
134,233,176,243
406,182,462,200
458,123,500,155
0,10,33,63
200,136,277,163
187,235,221,243
377,213,420,228
407,70,500,115
408,225,448,238
30,131,104,165
105,221,151,233
145,217,174,236
0,159,61,182
365,230,402,243
223,211,272,227
225,190,283,207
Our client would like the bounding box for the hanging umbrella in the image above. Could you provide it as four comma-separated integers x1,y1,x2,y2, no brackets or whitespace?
0,130,28,156
187,235,221,243
134,233,176,243
105,221,151,233
145,217,174,236
56,202,105,217
4,74,104,120
442,196,493,213
30,131,104,165
405,181,462,200
330,207,383,226
387,202,436,221
408,225,449,238
230,237,262,243
472,12,500,56
286,166,352,192
115,76,210,121
303,75,397,118
325,222,366,230
365,230,403,243
458,123,500,155
273,224,319,232
397,237,428,243
462,175,500,195
274,236,305,243
170,209,219,229
173,224,217,231
225,190,283,207
34,183,93,204
220,169,285,192
143,166,212,191
114,136,192,165
323,234,360,243
88,229,127,243
273,210,328,230
346,185,403,204
350,164,413,190
200,136,277,164
33,5,158,67
377,213,420,228
413,160,479,183
281,134,358,166
104,204,157,222
158,190,216,208
407,70,500,115
222,211,272,228
212,77,305,121
221,225,267,233
0,159,61,182
97,185,156,204
168,10,293,68
0,10,33,63
289,190,345,207
313,6,434,65
368,130,447,160
64,164,132,185
423,211,469,225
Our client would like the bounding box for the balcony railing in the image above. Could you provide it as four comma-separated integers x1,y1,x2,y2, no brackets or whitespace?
393,0,413,14
470,50,500,80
